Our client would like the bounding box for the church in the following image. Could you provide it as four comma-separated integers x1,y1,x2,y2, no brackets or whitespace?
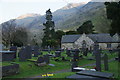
61,33,120,50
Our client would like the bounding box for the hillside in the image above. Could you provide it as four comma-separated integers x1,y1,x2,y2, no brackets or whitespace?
12,2,111,33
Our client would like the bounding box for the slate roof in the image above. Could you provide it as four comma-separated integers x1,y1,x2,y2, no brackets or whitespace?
61,33,120,43
61,35,81,43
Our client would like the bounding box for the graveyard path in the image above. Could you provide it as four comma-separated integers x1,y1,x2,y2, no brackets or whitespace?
29,58,115,78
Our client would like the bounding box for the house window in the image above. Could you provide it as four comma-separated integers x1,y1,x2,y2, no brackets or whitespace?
107,43,111,48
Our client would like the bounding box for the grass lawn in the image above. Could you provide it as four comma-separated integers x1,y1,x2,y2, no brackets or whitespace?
47,61,120,79
2,50,118,79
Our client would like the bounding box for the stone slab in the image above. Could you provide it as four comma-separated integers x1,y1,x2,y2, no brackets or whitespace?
76,70,113,78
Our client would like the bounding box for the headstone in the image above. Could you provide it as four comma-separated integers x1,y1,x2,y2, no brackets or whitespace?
33,46,40,57
94,43,101,71
18,47,27,61
37,57,44,63
1,51,15,61
10,46,17,58
71,61,78,72
55,51,61,57
25,45,32,59
76,70,114,78
43,54,50,64
103,54,109,71
66,50,71,57
72,49,79,61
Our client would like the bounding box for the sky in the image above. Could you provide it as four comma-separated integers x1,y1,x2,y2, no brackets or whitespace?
0,0,92,24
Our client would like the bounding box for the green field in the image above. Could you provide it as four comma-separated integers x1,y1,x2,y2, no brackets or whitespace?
2,50,119,79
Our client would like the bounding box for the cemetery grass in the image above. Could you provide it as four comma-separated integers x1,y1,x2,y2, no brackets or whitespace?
2,58,95,78
2,51,116,78
84,61,120,79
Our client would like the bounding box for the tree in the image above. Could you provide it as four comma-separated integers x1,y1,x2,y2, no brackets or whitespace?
42,9,56,48
105,1,120,62
55,30,65,46
1,19,16,47
12,27,28,47
77,20,95,34
104,1,120,36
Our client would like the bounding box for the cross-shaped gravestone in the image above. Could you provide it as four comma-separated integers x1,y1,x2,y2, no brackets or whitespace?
103,54,109,71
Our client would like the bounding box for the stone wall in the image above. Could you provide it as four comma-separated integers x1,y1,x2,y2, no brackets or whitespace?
74,34,94,49
61,43,74,49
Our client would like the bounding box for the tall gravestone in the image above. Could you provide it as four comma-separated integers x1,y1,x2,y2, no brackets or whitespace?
94,42,101,71
73,49,79,61
18,47,27,61
33,46,40,57
71,60,78,72
25,45,32,59
104,54,109,71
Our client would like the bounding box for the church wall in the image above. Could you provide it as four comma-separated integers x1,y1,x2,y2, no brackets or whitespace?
74,34,94,49
61,43,74,49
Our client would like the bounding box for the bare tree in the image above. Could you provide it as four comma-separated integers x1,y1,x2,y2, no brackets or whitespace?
13,27,28,46
1,19,16,47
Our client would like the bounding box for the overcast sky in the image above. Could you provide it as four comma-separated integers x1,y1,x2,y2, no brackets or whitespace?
0,0,92,24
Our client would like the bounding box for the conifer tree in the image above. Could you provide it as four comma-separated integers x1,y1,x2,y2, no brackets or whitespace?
42,9,55,48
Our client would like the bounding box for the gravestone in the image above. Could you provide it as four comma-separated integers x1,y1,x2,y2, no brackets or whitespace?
55,51,61,57
66,50,71,57
33,46,40,57
25,45,32,59
37,57,44,63
1,51,15,61
104,54,109,71
10,46,17,58
43,54,50,64
73,49,79,61
94,42,101,71
18,47,27,61
71,61,78,72
118,50,120,62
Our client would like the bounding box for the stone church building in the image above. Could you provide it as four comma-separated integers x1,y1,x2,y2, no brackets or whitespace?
61,33,120,50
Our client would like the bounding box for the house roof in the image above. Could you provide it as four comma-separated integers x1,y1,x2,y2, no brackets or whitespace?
61,35,81,43
61,33,120,43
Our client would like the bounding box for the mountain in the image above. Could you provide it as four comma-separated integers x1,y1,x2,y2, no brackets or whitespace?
62,3,86,9
2,1,111,33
